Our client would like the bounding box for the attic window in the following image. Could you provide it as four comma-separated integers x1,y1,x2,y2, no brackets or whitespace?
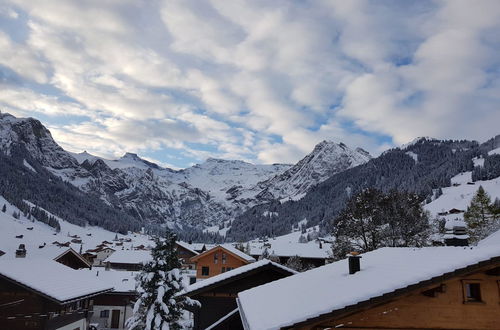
222,253,227,264
462,280,482,303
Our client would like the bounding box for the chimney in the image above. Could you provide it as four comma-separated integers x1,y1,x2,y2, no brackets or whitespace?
15,244,27,258
347,252,361,274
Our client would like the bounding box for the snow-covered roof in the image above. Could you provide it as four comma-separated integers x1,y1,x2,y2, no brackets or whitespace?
220,244,256,262
191,244,256,263
237,246,500,330
0,259,113,303
105,250,152,264
249,243,330,259
479,228,500,247
175,241,199,255
79,268,138,293
444,218,466,229
182,259,296,296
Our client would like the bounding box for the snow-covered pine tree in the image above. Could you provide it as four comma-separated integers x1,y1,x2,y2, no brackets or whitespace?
464,185,496,243
127,230,200,330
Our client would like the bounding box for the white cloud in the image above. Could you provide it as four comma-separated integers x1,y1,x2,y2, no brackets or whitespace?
0,0,499,167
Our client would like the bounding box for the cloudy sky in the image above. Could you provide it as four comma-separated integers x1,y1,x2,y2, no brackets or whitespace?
0,0,499,168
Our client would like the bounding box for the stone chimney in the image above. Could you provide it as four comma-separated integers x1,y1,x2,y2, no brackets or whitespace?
347,252,361,274
15,244,27,258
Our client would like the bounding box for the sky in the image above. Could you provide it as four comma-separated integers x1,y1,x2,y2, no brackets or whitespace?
0,0,499,169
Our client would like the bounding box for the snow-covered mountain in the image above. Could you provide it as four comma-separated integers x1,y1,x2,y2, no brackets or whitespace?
0,113,370,232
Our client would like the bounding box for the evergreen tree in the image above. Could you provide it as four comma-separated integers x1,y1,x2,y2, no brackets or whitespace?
284,255,303,272
127,230,199,330
259,247,270,260
1,204,6,213
464,186,497,243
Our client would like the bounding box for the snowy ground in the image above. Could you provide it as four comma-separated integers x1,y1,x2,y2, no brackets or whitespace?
424,172,500,219
0,195,153,259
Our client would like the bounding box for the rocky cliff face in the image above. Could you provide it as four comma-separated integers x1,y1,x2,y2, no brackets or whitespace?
0,113,371,232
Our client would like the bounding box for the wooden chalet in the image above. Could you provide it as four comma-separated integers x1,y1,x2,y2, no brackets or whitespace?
0,259,113,330
182,259,297,330
237,246,500,330
86,269,137,329
175,241,199,269
104,250,152,271
190,245,256,280
9,244,91,270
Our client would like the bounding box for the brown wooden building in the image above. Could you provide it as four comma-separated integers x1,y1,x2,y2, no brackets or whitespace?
190,245,256,280
182,259,297,330
175,241,199,269
237,246,500,330
0,259,113,330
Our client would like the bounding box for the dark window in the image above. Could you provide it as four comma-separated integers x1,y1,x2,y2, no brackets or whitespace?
214,253,218,264
100,310,110,318
189,277,196,285
222,253,227,264
464,282,482,302
226,267,233,271
202,266,209,276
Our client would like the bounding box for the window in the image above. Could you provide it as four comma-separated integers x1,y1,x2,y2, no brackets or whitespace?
100,310,110,318
189,277,196,285
226,267,233,271
202,266,209,276
214,253,218,264
463,280,482,303
222,253,227,264
222,267,226,273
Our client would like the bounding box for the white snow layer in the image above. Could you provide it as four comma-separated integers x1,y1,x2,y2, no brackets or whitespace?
237,246,500,330
0,258,112,303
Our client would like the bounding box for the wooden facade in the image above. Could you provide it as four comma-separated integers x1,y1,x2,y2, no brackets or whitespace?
288,259,500,329
186,263,296,330
54,249,91,270
190,246,251,279
0,275,100,330
175,242,198,269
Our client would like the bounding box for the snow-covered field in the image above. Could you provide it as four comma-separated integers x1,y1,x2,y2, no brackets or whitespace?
0,195,153,259
425,172,500,218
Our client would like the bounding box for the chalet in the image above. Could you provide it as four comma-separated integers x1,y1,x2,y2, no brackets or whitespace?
175,241,199,269
3,244,91,270
86,246,115,266
449,208,465,214
104,250,152,271
0,259,113,330
190,245,256,280
237,246,500,330
182,259,297,330
249,242,330,268
444,218,469,247
86,268,138,329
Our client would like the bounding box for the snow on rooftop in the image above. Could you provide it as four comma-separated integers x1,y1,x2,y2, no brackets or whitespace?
237,246,500,330
479,228,500,247
182,259,296,296
105,250,152,264
176,241,199,255
220,244,256,262
0,259,113,303
80,268,138,292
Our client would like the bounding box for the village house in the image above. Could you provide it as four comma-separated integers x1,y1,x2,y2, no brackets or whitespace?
237,246,500,330
0,258,113,330
249,242,330,269
86,246,115,266
86,268,137,329
182,259,297,330
104,250,152,271
190,245,256,281
175,241,199,269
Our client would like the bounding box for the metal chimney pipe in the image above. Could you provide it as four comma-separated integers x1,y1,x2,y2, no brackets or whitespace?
348,252,361,274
